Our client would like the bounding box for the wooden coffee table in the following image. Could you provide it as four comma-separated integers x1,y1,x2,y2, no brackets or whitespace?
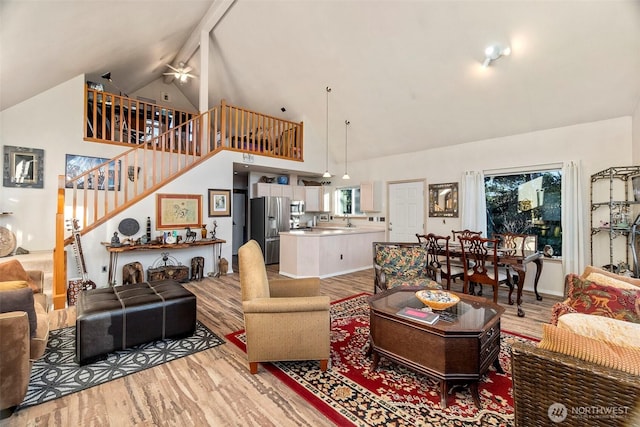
367,286,505,408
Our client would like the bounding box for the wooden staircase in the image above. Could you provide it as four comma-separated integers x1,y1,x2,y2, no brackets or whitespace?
52,93,305,309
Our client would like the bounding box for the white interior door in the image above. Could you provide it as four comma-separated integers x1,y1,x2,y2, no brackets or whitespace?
388,181,424,242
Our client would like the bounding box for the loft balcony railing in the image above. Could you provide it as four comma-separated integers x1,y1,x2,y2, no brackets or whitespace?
84,85,304,161
85,87,198,145
53,88,304,308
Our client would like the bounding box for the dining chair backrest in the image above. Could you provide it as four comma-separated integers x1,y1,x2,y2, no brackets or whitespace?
416,233,452,287
458,236,500,289
494,233,538,254
451,229,482,243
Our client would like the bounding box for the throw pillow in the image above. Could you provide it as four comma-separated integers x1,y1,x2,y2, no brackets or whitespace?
585,272,640,290
538,324,640,375
557,312,640,349
551,274,640,325
0,280,29,291
0,259,38,292
0,287,37,337
580,265,640,287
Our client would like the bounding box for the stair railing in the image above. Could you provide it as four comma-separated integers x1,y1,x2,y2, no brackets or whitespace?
53,99,304,308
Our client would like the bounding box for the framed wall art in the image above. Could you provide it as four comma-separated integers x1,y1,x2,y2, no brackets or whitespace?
428,182,459,217
3,145,44,188
65,154,121,190
208,189,231,217
156,193,202,229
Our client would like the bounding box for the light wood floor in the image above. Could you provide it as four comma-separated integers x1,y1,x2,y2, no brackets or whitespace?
2,266,562,427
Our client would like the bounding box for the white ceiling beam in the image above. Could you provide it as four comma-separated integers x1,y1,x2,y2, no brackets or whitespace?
164,0,236,84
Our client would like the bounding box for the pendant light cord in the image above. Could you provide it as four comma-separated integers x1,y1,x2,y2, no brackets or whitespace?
343,120,350,179
323,87,332,178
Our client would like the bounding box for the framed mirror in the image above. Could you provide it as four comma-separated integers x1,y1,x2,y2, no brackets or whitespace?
429,182,458,217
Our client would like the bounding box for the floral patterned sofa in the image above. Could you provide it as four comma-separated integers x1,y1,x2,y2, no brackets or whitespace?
372,242,442,294
511,266,640,426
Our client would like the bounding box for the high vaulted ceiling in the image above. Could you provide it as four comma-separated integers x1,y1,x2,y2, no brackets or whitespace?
2,1,640,164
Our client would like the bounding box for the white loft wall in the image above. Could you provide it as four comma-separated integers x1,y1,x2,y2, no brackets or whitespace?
633,98,640,164
77,150,238,284
343,116,633,297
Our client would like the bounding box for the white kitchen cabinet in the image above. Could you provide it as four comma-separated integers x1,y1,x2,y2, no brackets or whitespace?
254,182,271,197
279,228,385,278
280,185,293,199
292,185,306,202
360,181,382,212
305,186,330,212
254,182,293,198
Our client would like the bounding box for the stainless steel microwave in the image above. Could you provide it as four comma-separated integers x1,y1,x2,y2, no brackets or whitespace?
290,201,304,215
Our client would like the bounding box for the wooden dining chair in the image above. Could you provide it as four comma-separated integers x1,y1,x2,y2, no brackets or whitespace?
451,229,482,243
458,236,511,303
493,232,536,287
416,233,466,290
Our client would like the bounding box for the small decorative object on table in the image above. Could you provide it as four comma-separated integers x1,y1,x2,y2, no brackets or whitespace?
111,232,121,247
415,289,460,310
396,306,440,325
210,220,218,239
185,227,197,242
201,224,207,239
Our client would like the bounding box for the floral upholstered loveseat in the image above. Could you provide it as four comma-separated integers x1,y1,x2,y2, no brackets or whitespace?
372,242,442,293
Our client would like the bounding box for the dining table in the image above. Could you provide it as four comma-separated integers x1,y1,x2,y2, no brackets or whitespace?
447,241,543,317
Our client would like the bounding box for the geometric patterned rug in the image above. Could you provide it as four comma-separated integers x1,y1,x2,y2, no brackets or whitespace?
227,293,538,427
17,320,224,411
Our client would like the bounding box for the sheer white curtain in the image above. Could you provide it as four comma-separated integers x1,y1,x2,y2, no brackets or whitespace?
461,171,487,236
561,160,585,277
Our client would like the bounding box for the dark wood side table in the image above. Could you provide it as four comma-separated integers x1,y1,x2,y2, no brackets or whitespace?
367,287,505,409
102,239,225,285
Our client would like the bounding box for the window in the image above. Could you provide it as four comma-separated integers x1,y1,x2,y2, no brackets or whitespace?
485,169,562,256
335,187,363,216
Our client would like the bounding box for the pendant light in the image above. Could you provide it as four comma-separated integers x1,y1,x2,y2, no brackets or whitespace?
322,87,332,178
342,120,351,180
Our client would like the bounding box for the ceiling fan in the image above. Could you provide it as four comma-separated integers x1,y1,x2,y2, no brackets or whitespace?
164,62,197,83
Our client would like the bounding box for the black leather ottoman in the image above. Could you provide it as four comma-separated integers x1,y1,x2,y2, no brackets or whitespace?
75,279,197,365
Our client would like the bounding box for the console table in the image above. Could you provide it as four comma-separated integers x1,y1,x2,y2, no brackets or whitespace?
102,239,225,285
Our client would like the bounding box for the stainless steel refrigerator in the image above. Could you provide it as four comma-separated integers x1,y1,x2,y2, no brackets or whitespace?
250,196,290,264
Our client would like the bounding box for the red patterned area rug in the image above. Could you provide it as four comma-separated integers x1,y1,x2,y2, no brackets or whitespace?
226,293,538,427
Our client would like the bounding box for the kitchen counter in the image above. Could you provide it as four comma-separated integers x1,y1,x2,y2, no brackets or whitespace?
279,227,385,279
281,227,384,236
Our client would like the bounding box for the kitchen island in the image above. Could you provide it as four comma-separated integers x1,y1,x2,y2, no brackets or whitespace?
279,227,385,278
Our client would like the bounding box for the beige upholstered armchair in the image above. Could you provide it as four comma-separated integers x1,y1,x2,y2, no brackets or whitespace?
238,240,330,374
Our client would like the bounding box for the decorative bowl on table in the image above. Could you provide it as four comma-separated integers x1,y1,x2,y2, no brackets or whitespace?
415,290,460,310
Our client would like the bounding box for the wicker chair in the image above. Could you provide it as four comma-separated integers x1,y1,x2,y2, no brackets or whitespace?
510,341,640,427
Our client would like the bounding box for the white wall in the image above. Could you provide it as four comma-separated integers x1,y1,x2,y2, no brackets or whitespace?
342,116,634,296
1,75,123,250
633,97,640,164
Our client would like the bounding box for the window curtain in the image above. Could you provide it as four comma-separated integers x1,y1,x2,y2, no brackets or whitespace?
461,171,487,236
561,160,585,277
